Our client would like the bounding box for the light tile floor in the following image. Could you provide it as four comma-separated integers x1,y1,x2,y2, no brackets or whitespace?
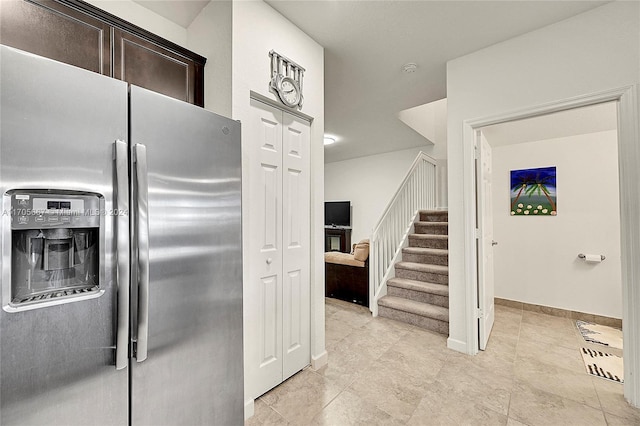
246,298,640,425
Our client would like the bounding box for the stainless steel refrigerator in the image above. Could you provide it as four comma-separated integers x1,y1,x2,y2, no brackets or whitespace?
0,45,243,425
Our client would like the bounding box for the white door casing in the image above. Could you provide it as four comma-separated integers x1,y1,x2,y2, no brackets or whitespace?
477,131,495,351
245,99,311,400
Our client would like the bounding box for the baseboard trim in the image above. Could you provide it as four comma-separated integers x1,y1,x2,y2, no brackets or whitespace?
447,337,468,354
244,398,255,420
311,350,328,370
495,297,622,328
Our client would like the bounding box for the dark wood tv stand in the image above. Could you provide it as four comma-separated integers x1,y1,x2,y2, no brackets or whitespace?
324,227,351,253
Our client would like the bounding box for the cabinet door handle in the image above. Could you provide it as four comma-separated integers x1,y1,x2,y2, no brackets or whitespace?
266,258,273,265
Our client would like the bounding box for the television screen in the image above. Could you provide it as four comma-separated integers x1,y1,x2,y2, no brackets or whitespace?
325,201,351,227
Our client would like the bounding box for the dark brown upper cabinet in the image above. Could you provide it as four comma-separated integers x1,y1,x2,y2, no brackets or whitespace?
113,29,196,105
0,0,111,75
0,0,205,107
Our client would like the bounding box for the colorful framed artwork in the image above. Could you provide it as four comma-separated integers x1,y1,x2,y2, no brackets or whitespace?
510,166,557,216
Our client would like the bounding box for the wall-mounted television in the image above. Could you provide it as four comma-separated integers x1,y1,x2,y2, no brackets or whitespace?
325,201,351,227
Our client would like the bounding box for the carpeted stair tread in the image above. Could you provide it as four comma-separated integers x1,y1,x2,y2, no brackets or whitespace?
378,296,449,322
409,234,448,240
387,277,448,296
395,261,448,275
402,247,448,256
419,210,448,222
401,247,448,265
414,221,448,236
408,234,448,248
415,221,448,226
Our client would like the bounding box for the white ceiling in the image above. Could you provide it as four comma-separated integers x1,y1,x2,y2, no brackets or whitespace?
131,0,610,163
264,0,609,163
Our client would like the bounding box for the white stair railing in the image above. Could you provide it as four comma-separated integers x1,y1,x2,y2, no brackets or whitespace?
369,151,438,313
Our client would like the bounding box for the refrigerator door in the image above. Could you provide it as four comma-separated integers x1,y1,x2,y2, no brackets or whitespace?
129,86,244,425
0,46,129,424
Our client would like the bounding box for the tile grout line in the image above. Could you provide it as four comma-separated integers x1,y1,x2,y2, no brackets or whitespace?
266,404,289,424
311,307,403,423
506,305,524,425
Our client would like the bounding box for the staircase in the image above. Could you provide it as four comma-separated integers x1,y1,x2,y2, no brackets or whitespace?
378,210,448,335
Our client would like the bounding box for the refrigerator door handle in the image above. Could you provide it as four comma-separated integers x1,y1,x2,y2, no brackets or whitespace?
114,140,130,370
134,143,150,362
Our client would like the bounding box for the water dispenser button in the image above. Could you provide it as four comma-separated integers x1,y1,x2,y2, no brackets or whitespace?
35,215,44,222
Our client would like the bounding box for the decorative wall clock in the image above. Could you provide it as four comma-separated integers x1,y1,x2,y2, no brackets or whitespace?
269,50,305,109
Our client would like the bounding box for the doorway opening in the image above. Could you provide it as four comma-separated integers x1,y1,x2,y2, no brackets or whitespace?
465,86,640,407
476,101,620,350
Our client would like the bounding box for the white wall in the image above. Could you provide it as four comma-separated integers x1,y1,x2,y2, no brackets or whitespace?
324,146,430,244
490,130,621,318
447,1,640,406
231,0,325,414
84,0,187,46
187,1,232,117
446,1,640,355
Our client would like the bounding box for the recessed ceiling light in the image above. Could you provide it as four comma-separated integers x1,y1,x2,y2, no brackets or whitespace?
402,62,418,73
323,136,336,146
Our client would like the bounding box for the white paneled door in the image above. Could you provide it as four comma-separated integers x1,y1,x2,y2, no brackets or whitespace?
245,99,310,401
477,131,495,351
281,112,311,380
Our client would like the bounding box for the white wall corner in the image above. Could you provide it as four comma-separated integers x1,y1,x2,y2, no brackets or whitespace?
311,113,327,374
311,350,328,370
618,84,640,408
436,158,448,210
186,0,232,117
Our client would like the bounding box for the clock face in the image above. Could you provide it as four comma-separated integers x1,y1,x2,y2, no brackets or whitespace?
279,77,300,107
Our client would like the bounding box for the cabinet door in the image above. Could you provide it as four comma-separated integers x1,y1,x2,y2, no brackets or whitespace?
113,29,198,105
0,0,111,76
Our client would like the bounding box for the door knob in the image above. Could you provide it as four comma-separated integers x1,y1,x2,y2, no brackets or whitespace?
266,258,273,264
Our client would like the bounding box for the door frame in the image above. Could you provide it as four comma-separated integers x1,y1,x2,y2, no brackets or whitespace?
462,85,640,406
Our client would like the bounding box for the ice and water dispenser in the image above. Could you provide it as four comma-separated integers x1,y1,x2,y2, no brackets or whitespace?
5,190,104,310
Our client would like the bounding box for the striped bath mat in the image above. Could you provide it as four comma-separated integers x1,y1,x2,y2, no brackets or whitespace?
576,320,623,349
580,347,623,383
